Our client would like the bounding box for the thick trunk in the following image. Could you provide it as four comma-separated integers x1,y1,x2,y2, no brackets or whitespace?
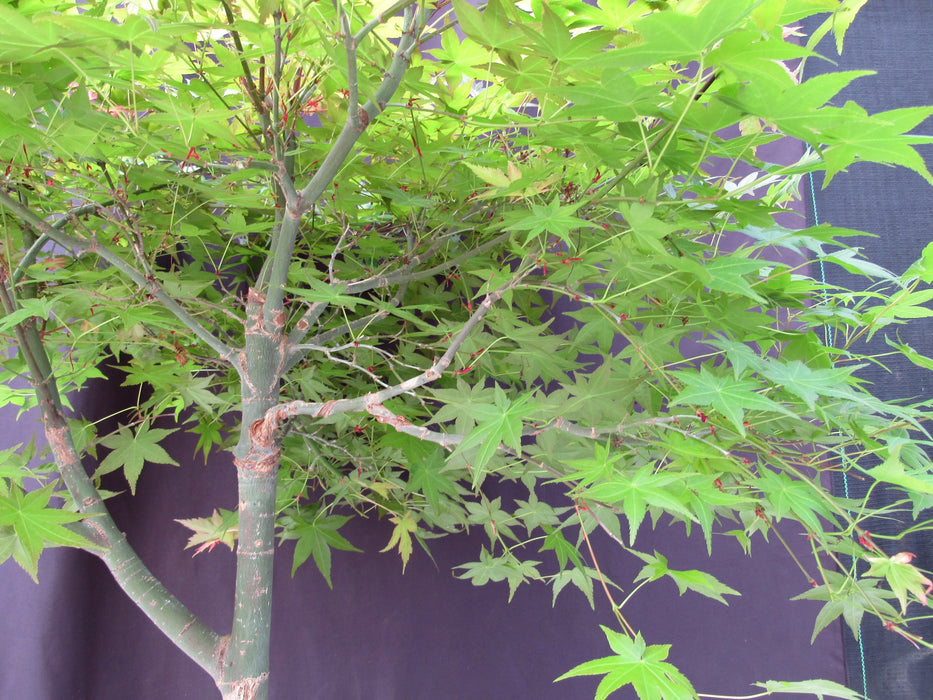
218,289,289,700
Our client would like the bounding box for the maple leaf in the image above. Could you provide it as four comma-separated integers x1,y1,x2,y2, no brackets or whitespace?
279,510,361,586
96,421,179,494
672,367,795,435
175,508,239,556
581,466,695,546
504,197,591,246
556,627,698,700
0,485,100,582
865,551,933,614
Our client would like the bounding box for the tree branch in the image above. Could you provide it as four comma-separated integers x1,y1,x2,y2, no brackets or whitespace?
294,6,422,214
352,0,421,45
11,200,108,285
0,280,224,678
220,0,270,141
364,401,463,447
0,191,240,367
261,270,528,432
343,231,511,296
362,401,568,481
340,5,361,133
255,6,424,338
282,224,506,365
284,283,408,371
285,301,328,346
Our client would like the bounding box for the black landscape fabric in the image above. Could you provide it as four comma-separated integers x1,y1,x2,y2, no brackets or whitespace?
804,2,933,698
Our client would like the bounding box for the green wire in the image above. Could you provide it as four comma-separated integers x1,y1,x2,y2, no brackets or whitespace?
808,170,869,697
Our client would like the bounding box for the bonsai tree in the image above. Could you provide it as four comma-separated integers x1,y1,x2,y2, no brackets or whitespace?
2,0,932,698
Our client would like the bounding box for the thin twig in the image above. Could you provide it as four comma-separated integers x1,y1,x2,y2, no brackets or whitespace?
267,270,529,427
344,231,511,296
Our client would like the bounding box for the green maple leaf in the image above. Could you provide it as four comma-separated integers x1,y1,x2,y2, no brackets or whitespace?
756,360,857,409
190,413,225,464
380,512,418,573
755,678,867,700
463,161,513,188
581,466,695,546
556,74,643,122
257,0,282,23
866,438,933,500
539,525,584,570
556,627,698,700
505,197,590,245
792,571,899,643
455,547,509,586
513,495,564,536
465,496,518,543
407,448,463,514
551,566,597,608
0,484,100,581
286,277,376,310
281,510,361,587
671,367,795,434
805,0,869,54
864,551,933,615
454,547,539,601
97,421,179,494
633,551,740,605
451,388,533,487
382,431,464,513
0,444,36,485
703,256,767,302
558,441,626,491
755,470,836,535
822,105,933,186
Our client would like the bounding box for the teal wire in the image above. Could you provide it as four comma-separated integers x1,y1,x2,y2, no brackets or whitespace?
808,171,869,697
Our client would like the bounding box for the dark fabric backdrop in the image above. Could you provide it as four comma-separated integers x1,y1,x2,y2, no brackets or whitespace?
803,3,933,698
2,4,929,699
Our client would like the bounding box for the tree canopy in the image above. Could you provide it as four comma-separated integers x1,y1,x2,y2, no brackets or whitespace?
2,1,932,698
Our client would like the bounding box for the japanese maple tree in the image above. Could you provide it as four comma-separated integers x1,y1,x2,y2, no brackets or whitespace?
2,1,932,698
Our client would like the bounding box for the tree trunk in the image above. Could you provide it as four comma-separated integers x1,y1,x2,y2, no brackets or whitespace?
217,289,289,700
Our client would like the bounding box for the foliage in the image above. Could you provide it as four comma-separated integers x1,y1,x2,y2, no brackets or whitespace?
1,0,932,698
